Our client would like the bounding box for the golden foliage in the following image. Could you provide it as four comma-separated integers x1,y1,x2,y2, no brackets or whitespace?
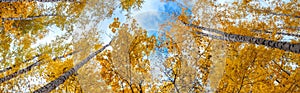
109,17,121,33
1,0,299,92
120,0,144,11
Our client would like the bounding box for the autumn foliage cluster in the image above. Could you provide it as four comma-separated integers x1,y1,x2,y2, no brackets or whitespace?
0,0,299,93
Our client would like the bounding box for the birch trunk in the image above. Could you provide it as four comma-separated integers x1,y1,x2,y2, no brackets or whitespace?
182,22,300,54
0,50,79,84
33,42,110,93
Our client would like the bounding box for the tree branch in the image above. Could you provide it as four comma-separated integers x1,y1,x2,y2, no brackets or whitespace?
272,60,291,76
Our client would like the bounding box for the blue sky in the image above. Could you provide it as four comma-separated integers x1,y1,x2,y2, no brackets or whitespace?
34,0,296,46
98,0,193,43
96,0,195,81
33,0,193,47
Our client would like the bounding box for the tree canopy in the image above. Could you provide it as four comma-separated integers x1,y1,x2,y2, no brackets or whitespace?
0,0,299,92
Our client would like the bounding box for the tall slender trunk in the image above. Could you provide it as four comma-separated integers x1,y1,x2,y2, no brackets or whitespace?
1,14,60,27
253,9,300,18
138,80,143,93
268,12,300,18
0,54,41,73
183,22,226,35
1,14,61,21
182,21,300,54
0,50,79,84
173,74,180,93
196,31,300,54
33,42,111,93
252,29,300,37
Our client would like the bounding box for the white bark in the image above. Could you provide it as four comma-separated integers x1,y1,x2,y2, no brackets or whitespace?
33,42,111,93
